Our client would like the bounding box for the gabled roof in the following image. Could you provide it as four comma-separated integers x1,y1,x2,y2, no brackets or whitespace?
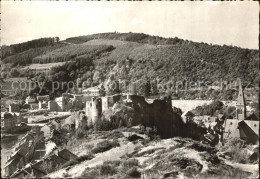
217,114,225,119
181,111,195,118
246,113,259,121
224,119,245,139
238,120,259,144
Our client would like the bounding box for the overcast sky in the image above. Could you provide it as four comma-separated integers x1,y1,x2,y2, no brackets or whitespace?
1,1,258,49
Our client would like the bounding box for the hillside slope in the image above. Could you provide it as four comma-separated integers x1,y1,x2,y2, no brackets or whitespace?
2,33,259,97
50,37,258,88
45,128,258,178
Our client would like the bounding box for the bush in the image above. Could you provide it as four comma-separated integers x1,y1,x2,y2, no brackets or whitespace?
126,167,141,178
121,158,139,170
103,160,121,167
100,163,117,176
76,130,84,139
92,140,120,154
96,102,135,131
61,154,94,168
219,138,250,164
105,130,124,139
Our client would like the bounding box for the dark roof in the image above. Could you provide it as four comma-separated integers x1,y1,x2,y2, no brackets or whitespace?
1,112,14,119
5,153,23,168
246,113,259,121
238,120,259,144
217,114,225,119
45,154,67,164
58,149,77,161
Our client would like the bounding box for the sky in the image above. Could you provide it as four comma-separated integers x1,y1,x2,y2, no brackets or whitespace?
1,1,259,49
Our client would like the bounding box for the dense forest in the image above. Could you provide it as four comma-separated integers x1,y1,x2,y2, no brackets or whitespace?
1,33,259,100
1,37,59,59
2,44,64,66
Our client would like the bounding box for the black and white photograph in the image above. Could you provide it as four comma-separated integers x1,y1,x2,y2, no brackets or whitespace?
1,1,259,178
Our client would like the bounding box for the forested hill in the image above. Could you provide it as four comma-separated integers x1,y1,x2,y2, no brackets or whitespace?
1,33,259,98
63,33,259,87
1,37,60,59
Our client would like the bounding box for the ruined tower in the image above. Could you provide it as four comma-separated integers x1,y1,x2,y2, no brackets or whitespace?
92,97,102,124
85,97,102,126
236,79,246,120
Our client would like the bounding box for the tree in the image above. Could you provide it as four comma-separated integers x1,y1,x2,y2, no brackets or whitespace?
151,81,159,96
105,74,120,95
1,72,8,78
99,84,106,97
250,102,259,117
145,79,151,97
10,68,20,77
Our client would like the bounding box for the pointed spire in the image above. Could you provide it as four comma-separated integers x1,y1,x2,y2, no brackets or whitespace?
236,78,246,120
237,78,246,106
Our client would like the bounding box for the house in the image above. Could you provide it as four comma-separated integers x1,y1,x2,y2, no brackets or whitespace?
245,112,259,121
61,115,75,130
12,113,28,124
1,112,16,132
208,117,217,123
217,114,226,122
181,111,195,123
37,95,50,109
4,141,32,177
49,120,60,130
25,96,36,104
10,161,46,178
9,103,20,113
1,77,33,95
10,148,77,178
238,120,259,144
54,95,70,112
48,100,62,112
40,124,55,138
31,140,46,161
224,119,259,144
4,129,45,177
4,153,25,177
224,79,259,144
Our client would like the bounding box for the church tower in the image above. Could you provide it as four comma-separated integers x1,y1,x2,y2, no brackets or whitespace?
236,78,246,120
